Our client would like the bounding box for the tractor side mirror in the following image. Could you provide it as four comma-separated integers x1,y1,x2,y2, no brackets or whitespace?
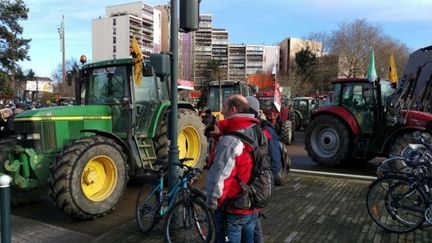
142,61,153,77
150,53,170,79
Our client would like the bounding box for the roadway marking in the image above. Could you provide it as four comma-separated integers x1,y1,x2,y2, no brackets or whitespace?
290,169,377,181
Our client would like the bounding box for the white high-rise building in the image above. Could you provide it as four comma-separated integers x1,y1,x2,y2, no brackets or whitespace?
92,1,161,62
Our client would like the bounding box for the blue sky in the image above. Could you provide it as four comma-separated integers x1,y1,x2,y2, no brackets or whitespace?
19,0,432,78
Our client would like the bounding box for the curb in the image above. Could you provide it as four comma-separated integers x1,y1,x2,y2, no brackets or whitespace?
290,168,377,182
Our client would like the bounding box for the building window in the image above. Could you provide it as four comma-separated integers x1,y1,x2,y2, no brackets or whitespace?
113,54,116,59
113,45,116,53
113,27,116,35
113,18,116,26
113,37,116,44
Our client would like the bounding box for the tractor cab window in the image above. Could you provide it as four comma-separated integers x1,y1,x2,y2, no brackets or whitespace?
341,83,376,134
380,79,396,106
240,83,249,96
86,66,128,104
134,69,168,134
135,76,159,102
208,86,240,112
259,97,274,110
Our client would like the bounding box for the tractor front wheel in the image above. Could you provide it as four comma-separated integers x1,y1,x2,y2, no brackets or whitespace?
305,115,351,167
50,136,128,219
294,113,301,131
280,120,293,145
155,108,207,169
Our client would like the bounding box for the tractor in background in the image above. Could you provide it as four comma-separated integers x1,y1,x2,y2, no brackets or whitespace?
256,91,295,144
291,97,320,131
207,80,256,120
291,93,330,131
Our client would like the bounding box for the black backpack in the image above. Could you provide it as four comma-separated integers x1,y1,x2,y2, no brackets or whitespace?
225,125,273,209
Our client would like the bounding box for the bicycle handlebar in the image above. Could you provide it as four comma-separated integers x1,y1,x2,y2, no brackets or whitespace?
154,157,201,177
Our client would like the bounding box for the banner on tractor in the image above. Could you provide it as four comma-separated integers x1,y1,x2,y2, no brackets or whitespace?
273,82,281,112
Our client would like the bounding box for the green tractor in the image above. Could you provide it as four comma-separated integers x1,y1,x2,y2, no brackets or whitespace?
2,56,207,219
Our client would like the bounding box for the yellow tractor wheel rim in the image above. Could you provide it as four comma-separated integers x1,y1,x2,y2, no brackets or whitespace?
178,125,201,167
81,155,117,202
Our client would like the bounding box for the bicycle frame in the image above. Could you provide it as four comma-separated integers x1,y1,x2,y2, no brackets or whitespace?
145,166,197,217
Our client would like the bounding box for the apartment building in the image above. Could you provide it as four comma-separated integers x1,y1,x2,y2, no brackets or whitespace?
92,2,161,62
228,45,246,81
278,37,322,85
193,14,212,86
211,28,229,81
227,45,279,81
245,45,264,76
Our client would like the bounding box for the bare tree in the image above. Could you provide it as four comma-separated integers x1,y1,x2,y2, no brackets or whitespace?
327,19,410,79
307,31,331,54
51,58,77,97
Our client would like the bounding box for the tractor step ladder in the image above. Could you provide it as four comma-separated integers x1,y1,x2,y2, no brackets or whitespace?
354,138,370,159
135,137,157,170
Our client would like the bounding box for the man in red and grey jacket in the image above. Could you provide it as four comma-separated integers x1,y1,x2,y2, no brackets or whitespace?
206,94,262,243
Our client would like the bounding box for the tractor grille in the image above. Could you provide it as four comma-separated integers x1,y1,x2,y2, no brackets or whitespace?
41,121,56,150
15,120,57,151
68,120,84,140
15,121,42,152
14,121,38,134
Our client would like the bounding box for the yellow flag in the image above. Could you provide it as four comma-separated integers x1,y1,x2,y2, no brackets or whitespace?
130,36,144,87
387,53,398,84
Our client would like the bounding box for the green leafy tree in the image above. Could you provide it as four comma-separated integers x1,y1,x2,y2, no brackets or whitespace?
295,47,318,78
0,72,13,97
26,69,35,78
205,59,221,81
0,0,31,94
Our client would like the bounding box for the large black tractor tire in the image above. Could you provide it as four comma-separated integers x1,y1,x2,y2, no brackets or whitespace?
294,113,301,131
155,108,207,169
50,135,128,219
305,115,351,167
389,132,431,157
288,109,296,141
280,120,293,145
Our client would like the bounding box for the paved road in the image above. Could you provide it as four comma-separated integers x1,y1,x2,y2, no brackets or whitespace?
92,173,432,243
11,131,382,237
290,131,382,177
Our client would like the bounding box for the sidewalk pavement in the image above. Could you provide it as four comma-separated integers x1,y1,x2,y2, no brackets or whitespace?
7,172,432,243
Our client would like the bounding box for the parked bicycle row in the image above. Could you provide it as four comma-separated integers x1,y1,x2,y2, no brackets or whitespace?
366,131,432,233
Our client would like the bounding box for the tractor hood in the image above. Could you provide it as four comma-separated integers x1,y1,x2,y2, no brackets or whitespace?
15,105,112,120
401,110,432,128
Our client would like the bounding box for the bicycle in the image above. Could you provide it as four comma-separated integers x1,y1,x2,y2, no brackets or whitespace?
135,158,213,242
366,131,432,233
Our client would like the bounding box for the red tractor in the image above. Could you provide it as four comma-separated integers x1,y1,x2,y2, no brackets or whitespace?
305,78,432,166
256,91,295,144
305,46,432,167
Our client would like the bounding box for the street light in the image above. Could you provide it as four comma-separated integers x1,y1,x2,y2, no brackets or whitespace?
168,0,200,190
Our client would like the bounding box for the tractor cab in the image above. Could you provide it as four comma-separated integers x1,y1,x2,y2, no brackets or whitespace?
331,78,396,134
207,80,253,120
79,59,169,137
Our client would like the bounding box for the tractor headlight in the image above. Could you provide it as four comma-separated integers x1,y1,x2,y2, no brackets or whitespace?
26,133,41,140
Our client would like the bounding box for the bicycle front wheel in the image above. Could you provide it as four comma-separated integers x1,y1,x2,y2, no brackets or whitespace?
164,198,213,243
136,185,160,233
366,175,426,233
